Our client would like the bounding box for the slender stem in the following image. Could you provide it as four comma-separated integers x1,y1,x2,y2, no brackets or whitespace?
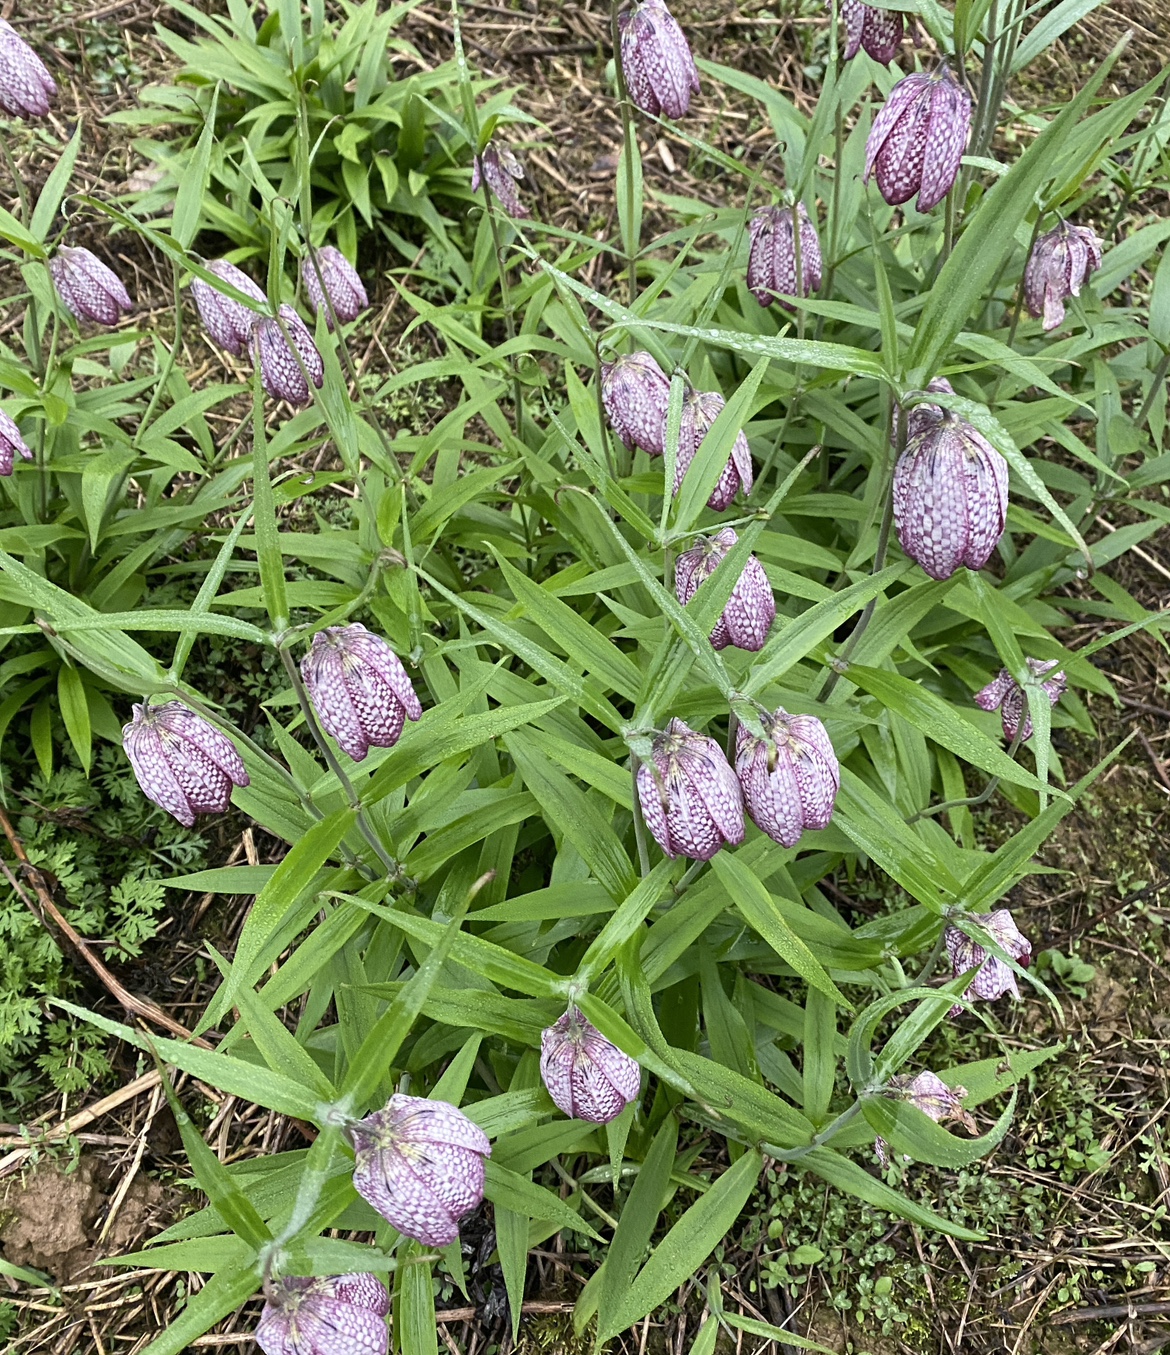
1136,347,1170,431
907,722,1025,823
673,859,705,895
991,212,1044,409
1,137,31,225
611,0,640,307
725,712,739,763
915,930,947,986
482,184,525,436
767,1099,864,1163
629,756,651,878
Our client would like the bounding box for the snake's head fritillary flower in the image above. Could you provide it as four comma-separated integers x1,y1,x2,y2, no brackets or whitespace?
302,246,369,328
256,1273,390,1355
635,718,745,861
0,19,56,118
944,909,1031,1008
601,350,672,455
735,707,839,849
1023,222,1102,332
251,304,325,406
891,411,1008,580
49,247,133,326
0,409,32,477
891,376,954,447
840,0,905,64
471,142,529,219
673,388,754,511
350,1094,491,1247
301,623,422,763
675,527,775,651
619,0,700,120
874,1070,976,1167
747,204,822,309
540,1007,641,1124
190,259,267,357
974,658,1066,742
122,702,250,828
864,66,972,212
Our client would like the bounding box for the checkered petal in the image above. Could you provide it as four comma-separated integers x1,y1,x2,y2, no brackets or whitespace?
1024,223,1102,331
252,305,324,406
675,390,753,511
736,708,839,847
917,70,972,212
302,624,421,762
620,0,700,120
540,1009,641,1123
0,409,32,476
746,206,821,309
840,0,904,63
675,528,774,651
638,719,744,860
0,19,56,118
945,909,1030,1003
257,1274,389,1355
473,143,529,218
974,669,1014,713
601,351,672,454
303,246,368,328
191,259,267,356
865,72,932,203
122,702,248,827
50,247,133,326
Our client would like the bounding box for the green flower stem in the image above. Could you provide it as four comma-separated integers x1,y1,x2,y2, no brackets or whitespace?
766,1098,864,1163
907,722,1025,823
915,930,948,986
611,0,640,307
481,183,525,435
630,755,652,877
1,136,31,225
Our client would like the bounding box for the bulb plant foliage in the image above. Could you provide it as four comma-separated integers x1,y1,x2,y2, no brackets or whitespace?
0,1,1167,1352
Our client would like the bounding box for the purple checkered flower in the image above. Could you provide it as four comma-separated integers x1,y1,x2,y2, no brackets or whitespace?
122,702,249,828
974,658,1066,743
350,1095,490,1247
891,376,954,447
874,1070,976,1168
864,66,972,212
619,0,700,120
892,410,1008,580
0,18,56,119
635,718,745,861
1023,222,1102,332
251,304,325,406
540,1007,641,1124
301,623,422,763
471,142,529,219
49,247,133,326
673,388,754,511
190,259,267,357
302,246,369,328
747,204,822,309
256,1273,389,1355
841,0,905,64
944,909,1032,1006
675,527,775,651
735,707,839,849
601,350,672,455
0,410,32,477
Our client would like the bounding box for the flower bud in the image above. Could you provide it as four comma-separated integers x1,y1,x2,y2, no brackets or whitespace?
840,0,905,64
874,1070,976,1167
0,19,56,119
471,142,529,219
122,702,249,828
864,66,971,212
601,350,672,455
256,1273,389,1355
251,304,325,406
944,908,1031,1004
735,707,839,849
49,246,133,326
303,246,369,328
540,1007,641,1124
675,527,775,651
190,259,267,357
747,204,822,310
892,411,1008,580
619,0,700,120
673,388,754,511
1023,222,1102,332
0,409,33,476
635,718,745,861
350,1094,490,1247
301,623,422,763
974,658,1066,742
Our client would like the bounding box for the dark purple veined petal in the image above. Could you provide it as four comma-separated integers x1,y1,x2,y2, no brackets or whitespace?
472,142,529,218
256,1273,389,1355
839,0,904,64
191,259,267,357
944,908,1031,1006
50,246,133,326
735,707,839,848
301,623,422,762
973,658,1065,741
0,408,32,476
251,304,325,406
1024,222,1103,332
674,527,775,651
619,0,700,120
746,204,822,309
865,67,971,213
635,718,744,861
0,18,56,118
540,1008,641,1123
601,350,672,453
121,702,249,828
673,389,753,511
303,246,369,328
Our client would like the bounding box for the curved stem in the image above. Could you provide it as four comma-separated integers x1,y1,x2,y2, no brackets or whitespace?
482,185,525,436
610,0,640,307
907,722,1025,823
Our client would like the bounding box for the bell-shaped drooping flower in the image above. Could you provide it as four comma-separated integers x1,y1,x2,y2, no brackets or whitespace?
735,707,839,849
0,410,33,477
190,259,267,358
0,19,56,118
747,204,822,309
864,66,972,213
350,1094,491,1247
303,246,369,329
1023,221,1102,332
673,388,754,511
256,1273,390,1355
301,623,422,763
675,527,775,651
891,376,954,447
892,410,1008,581
601,350,672,455
635,718,745,861
944,909,1032,1005
471,142,529,219
540,1007,641,1124
619,0,700,120
251,304,325,406
49,247,133,326
840,0,905,64
974,658,1066,743
874,1070,976,1168
122,702,250,829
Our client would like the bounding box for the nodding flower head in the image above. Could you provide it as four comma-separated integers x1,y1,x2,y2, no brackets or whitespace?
256,1273,390,1355
735,707,839,849
540,1008,642,1123
471,142,529,218
50,247,133,326
873,1070,976,1168
601,350,672,455
944,909,1032,1007
974,658,1066,742
302,246,368,329
0,409,33,477
1023,222,1102,332
0,19,56,119
673,388,754,512
121,702,249,828
251,304,325,406
191,259,267,357
747,204,822,310
635,718,745,861
864,66,972,213
675,527,775,652
840,0,906,64
619,0,700,120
